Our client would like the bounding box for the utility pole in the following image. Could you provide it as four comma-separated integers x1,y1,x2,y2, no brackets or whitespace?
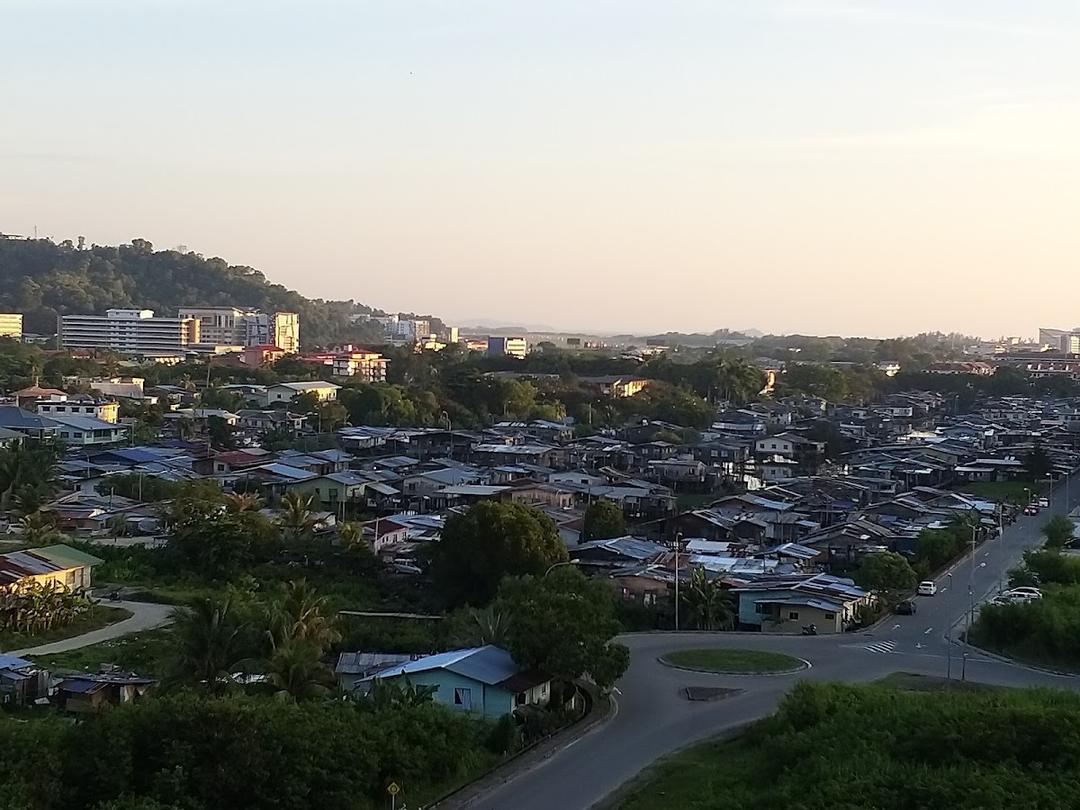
968,523,976,629
946,624,952,682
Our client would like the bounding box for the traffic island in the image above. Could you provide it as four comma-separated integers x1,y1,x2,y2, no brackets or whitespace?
659,648,808,675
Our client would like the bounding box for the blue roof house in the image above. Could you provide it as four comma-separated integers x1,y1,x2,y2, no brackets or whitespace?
732,573,870,634
364,646,551,719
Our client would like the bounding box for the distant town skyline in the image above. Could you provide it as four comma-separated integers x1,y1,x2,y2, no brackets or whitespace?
3,1,1077,338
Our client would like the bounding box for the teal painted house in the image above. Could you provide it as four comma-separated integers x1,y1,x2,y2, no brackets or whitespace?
365,646,551,719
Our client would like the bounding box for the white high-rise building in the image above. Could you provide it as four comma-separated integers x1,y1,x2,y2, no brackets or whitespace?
61,310,201,354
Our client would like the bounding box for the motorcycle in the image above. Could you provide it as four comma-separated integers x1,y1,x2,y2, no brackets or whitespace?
801,623,818,636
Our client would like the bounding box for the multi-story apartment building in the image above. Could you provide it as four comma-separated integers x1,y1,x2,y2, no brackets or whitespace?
36,396,120,424
486,336,528,359
372,314,432,342
60,310,200,354
269,311,299,354
177,307,300,353
331,350,389,382
0,313,23,339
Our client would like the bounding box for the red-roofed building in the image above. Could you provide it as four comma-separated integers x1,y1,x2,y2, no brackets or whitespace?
15,385,67,408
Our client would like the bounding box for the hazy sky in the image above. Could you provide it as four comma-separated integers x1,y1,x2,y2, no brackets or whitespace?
3,1,1078,338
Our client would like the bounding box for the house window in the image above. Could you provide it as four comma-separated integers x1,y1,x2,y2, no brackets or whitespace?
643,591,657,606
824,612,836,620
755,603,767,614
788,611,799,620
516,692,526,706
453,687,472,710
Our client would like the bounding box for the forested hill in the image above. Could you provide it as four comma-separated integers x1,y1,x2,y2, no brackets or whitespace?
0,237,382,346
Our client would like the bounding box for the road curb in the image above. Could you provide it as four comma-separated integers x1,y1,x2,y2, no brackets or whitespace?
959,637,1080,678
657,654,810,677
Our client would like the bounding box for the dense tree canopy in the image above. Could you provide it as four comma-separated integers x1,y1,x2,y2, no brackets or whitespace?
854,551,918,594
582,501,626,541
432,502,568,606
494,566,630,689
0,237,384,345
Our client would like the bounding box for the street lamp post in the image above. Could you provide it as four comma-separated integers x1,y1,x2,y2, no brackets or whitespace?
674,532,683,632
544,560,580,577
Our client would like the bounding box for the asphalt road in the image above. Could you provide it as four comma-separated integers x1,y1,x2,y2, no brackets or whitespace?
467,475,1080,810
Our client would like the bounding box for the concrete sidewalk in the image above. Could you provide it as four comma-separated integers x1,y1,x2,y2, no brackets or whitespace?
7,600,176,657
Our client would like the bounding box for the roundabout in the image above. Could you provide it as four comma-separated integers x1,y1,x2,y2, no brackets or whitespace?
659,647,808,675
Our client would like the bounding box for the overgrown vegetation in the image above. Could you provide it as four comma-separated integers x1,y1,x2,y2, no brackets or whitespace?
611,681,1080,810
0,691,499,810
0,603,130,651
970,549,1080,669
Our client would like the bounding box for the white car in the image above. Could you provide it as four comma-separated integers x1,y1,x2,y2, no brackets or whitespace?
917,581,937,596
1005,587,1042,600
1037,498,1050,508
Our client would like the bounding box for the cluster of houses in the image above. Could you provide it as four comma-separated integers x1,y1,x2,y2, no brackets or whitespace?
8,370,1080,717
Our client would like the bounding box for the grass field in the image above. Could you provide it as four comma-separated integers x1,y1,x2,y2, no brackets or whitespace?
660,648,803,673
952,480,1045,504
0,604,132,652
676,493,719,511
30,625,175,675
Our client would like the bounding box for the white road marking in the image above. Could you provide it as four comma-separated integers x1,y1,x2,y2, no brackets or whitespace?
923,627,933,634
864,640,897,654
892,624,901,630
979,562,987,568
940,587,948,593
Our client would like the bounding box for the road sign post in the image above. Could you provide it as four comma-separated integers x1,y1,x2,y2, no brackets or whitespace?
387,782,400,810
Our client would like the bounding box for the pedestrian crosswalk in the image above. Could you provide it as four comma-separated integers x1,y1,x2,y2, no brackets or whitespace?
864,640,897,654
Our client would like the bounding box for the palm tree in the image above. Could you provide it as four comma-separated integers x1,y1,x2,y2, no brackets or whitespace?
224,492,262,513
681,566,735,630
264,640,335,701
471,605,510,646
13,482,53,516
337,521,363,549
18,511,60,545
165,596,246,692
713,357,766,405
266,579,340,652
277,493,319,543
0,439,58,511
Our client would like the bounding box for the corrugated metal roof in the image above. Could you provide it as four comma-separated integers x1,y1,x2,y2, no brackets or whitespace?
368,645,521,686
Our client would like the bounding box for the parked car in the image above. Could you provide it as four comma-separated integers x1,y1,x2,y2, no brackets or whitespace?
1038,497,1050,508
1005,587,1042,600
1024,506,1039,516
917,581,937,596
989,595,1014,607
895,600,917,615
